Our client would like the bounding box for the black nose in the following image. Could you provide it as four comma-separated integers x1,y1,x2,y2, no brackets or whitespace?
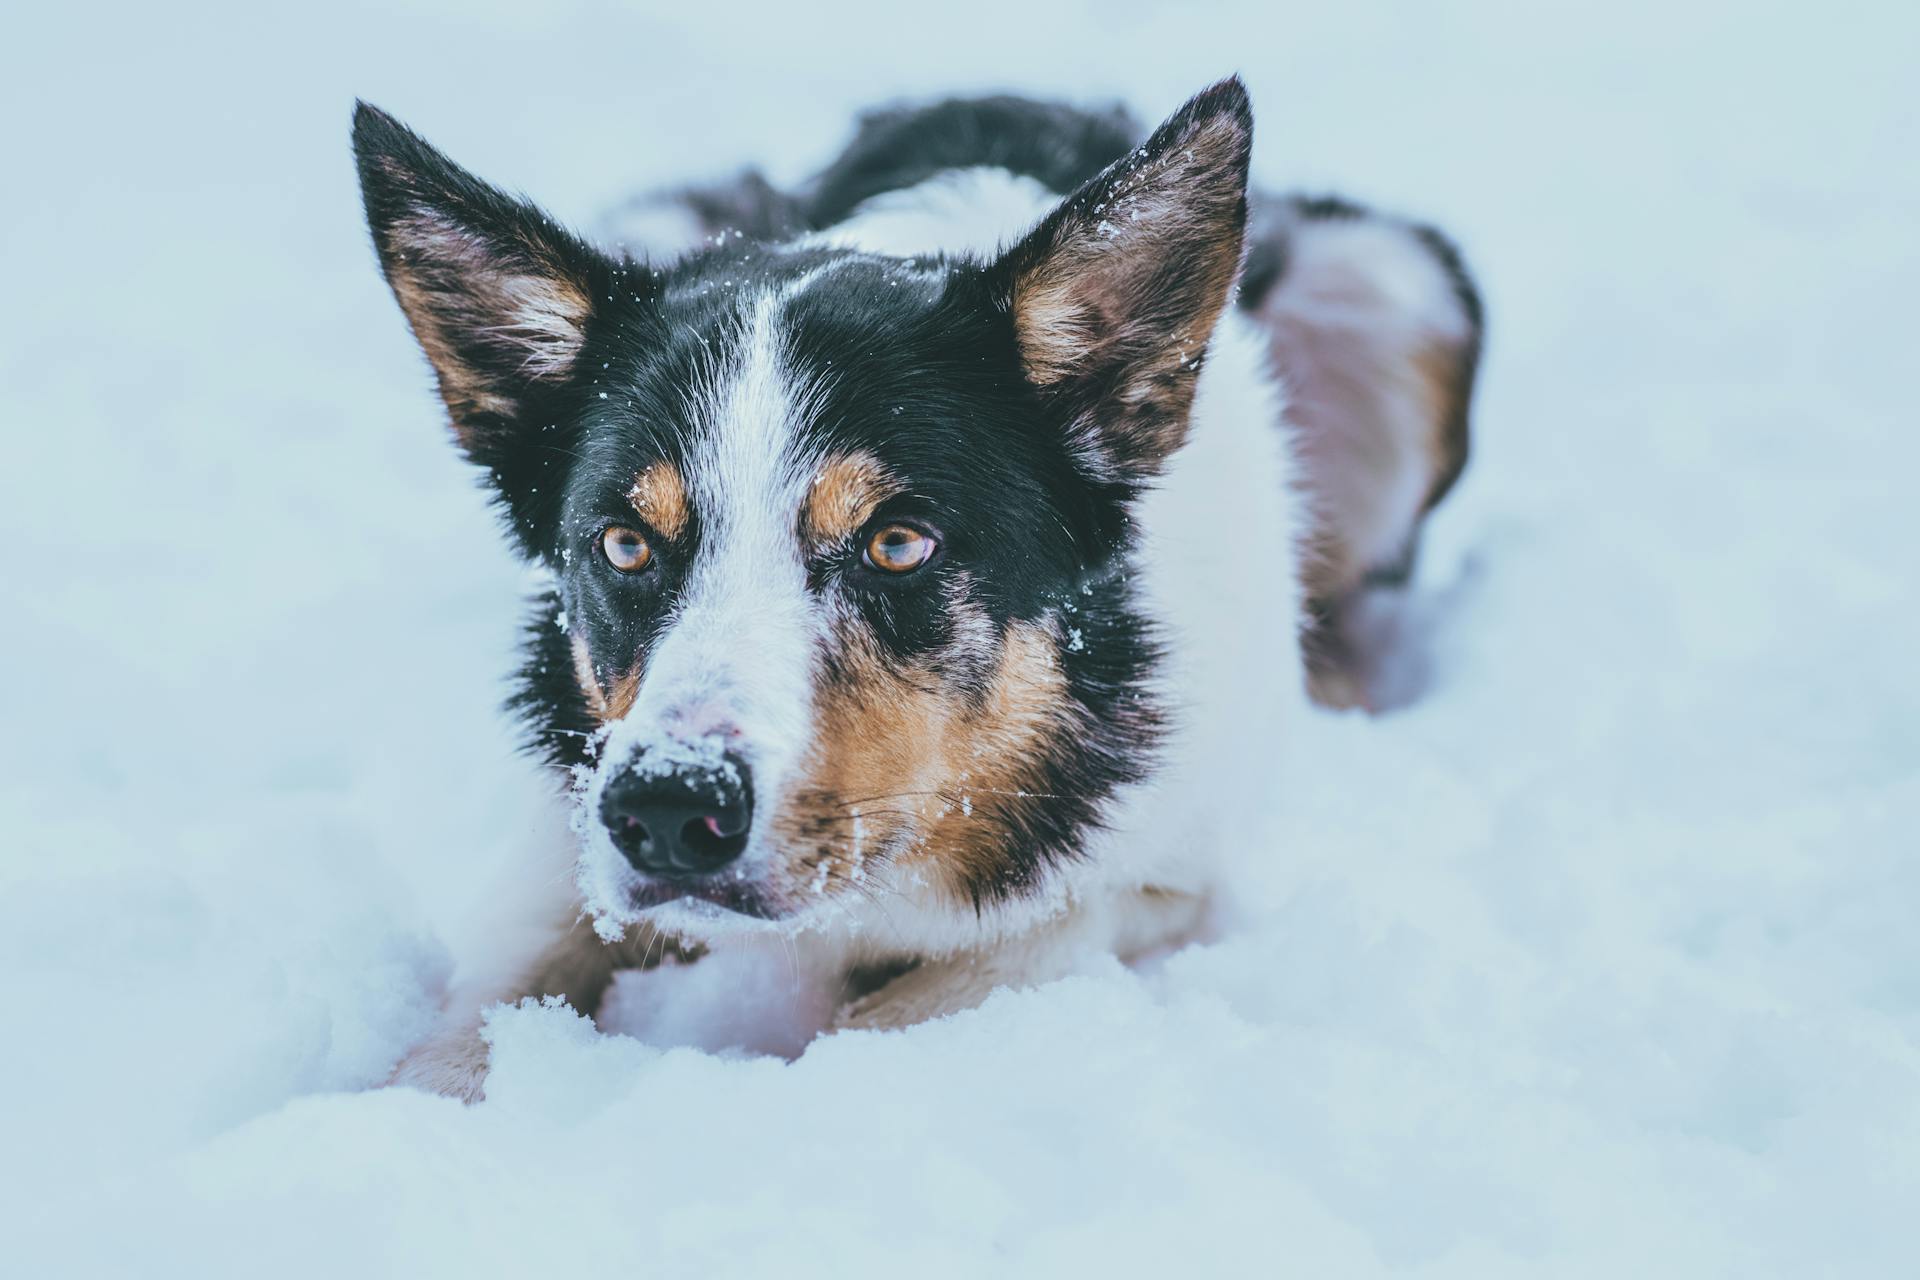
599,752,754,879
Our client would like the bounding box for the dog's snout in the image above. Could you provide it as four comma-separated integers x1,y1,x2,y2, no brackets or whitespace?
599,752,754,879
664,700,744,744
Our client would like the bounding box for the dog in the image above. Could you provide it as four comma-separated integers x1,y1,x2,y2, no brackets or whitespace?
353,76,1481,1100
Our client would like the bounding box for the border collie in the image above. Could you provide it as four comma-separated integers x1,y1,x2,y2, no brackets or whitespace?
354,77,1481,1100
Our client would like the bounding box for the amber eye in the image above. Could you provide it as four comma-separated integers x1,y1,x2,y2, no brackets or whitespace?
601,525,653,573
863,523,937,574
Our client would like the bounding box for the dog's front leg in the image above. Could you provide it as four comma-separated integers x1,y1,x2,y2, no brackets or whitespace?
389,916,662,1103
833,887,1208,1033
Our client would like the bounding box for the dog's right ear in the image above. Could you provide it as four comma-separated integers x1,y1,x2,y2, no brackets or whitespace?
352,103,625,473
989,78,1252,484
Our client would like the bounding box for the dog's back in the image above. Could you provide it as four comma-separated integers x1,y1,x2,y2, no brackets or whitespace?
605,95,1138,247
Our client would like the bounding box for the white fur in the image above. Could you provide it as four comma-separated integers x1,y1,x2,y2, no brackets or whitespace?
577,287,825,936
1096,315,1310,891
1257,215,1470,578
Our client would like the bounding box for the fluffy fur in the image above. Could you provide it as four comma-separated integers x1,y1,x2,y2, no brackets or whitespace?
354,77,1482,1100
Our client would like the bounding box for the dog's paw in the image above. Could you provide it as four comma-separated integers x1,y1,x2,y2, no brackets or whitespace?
831,990,912,1034
832,959,1000,1034
386,1030,490,1104
1305,654,1370,712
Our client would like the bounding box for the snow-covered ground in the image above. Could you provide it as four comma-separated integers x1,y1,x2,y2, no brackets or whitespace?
3,2,1916,1274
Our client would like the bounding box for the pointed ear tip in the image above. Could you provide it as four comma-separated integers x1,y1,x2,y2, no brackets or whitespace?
1145,77,1251,164
351,101,419,164
1193,75,1253,128
351,100,390,152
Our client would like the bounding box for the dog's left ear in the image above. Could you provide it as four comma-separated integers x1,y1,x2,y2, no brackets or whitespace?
992,77,1252,480
352,102,619,475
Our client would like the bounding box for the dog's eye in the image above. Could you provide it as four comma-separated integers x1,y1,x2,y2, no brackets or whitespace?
863,524,937,574
601,526,654,573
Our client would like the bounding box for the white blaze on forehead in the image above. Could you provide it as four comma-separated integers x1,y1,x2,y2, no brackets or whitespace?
622,287,822,759
577,283,826,927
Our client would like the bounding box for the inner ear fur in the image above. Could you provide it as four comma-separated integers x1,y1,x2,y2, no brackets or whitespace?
993,77,1254,478
352,102,619,459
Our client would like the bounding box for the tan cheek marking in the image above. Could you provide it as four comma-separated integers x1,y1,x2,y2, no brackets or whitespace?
770,627,949,877
570,635,641,724
917,620,1070,892
770,618,1071,903
628,460,688,541
803,452,898,550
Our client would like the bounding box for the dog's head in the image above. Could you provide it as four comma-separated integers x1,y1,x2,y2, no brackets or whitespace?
353,81,1251,935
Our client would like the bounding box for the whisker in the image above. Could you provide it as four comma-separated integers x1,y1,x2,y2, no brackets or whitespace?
778,927,799,987
821,786,1081,812
806,808,921,825
847,878,913,945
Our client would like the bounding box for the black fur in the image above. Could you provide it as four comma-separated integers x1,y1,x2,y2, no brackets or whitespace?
641,92,1480,525
653,99,1480,523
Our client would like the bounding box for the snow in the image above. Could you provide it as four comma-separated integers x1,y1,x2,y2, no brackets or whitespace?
2,1,1916,1275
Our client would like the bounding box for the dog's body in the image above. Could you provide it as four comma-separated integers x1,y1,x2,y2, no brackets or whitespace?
355,81,1481,1100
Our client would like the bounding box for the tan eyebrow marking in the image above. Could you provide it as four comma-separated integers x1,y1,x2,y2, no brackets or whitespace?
628,460,688,541
804,451,901,548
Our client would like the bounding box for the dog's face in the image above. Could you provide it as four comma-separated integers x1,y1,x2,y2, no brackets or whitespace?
353,81,1251,933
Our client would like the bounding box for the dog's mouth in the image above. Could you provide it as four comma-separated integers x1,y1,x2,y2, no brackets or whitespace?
624,875,787,922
